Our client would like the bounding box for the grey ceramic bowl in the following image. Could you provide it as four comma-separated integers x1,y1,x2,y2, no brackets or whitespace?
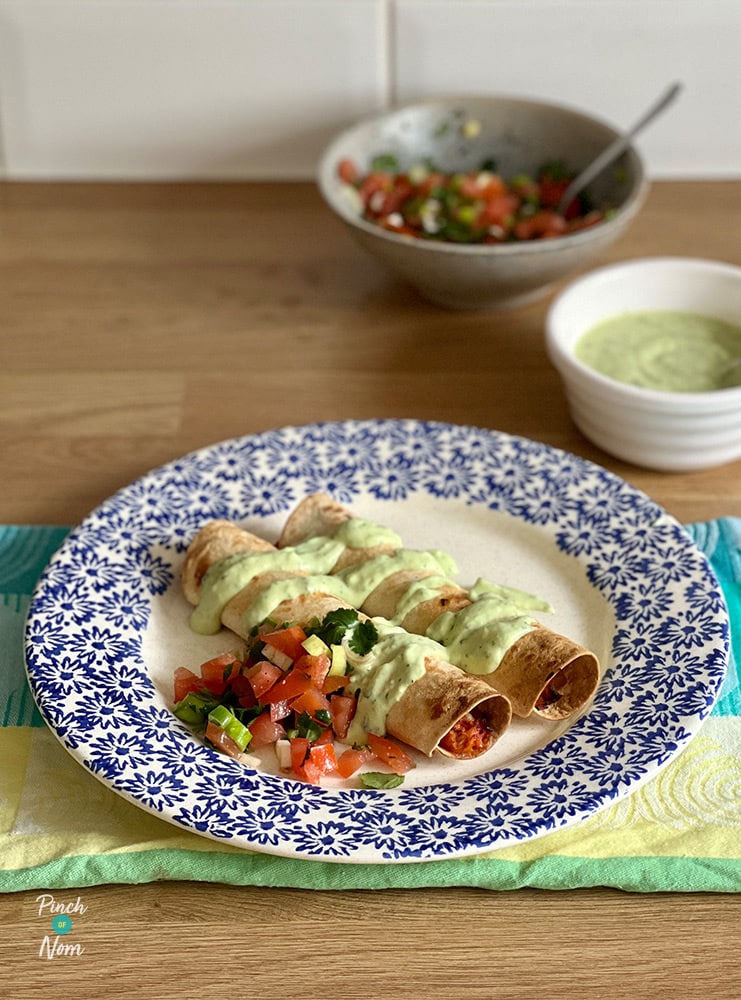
318,96,648,310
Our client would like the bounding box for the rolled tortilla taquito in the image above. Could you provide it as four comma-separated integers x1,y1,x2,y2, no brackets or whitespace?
362,567,600,720
182,519,276,606
277,492,400,571
279,494,601,721
182,525,512,760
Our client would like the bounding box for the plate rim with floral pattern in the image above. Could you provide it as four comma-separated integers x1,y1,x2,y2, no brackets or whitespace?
23,419,729,864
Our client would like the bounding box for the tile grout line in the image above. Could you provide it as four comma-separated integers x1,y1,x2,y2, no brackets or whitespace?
382,0,397,109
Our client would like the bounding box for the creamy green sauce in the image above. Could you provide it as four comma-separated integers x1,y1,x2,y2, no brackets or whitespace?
468,578,554,614
428,595,537,675
575,310,741,392
240,574,355,634
345,622,445,741
390,574,454,625
189,535,346,635
189,512,553,737
331,517,402,551
337,550,457,608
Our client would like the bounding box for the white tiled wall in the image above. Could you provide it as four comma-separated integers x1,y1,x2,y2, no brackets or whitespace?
0,0,738,181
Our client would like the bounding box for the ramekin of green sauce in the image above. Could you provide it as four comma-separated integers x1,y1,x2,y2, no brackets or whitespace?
574,309,741,393
545,257,741,471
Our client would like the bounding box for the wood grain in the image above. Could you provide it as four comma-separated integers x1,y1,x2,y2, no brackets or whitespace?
0,180,739,997
1,883,739,999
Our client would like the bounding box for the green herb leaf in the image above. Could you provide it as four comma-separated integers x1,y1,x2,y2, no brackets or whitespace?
312,608,379,657
315,608,360,646
297,711,324,743
347,619,378,656
370,153,398,173
360,772,405,789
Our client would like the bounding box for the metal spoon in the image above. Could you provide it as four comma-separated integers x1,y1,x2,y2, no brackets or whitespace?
557,81,683,215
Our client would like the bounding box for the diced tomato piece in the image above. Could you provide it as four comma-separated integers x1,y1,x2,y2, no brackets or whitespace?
259,625,307,663
227,671,258,708
199,653,241,696
312,726,335,746
514,210,567,241
337,157,360,185
259,667,312,705
458,172,507,201
359,171,393,209
308,743,338,775
289,737,317,783
337,746,376,778
269,698,291,722
478,193,520,228
418,171,446,195
377,178,413,216
538,175,571,209
366,734,416,774
290,685,331,720
173,666,206,703
567,209,604,232
244,659,283,698
329,694,356,741
322,674,349,695
295,652,331,689
379,217,418,237
290,738,338,783
248,710,286,749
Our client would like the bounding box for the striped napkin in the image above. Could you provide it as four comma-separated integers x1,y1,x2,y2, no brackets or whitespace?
1,521,739,893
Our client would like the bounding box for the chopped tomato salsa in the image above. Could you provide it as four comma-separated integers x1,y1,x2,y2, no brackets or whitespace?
172,613,417,788
337,155,609,244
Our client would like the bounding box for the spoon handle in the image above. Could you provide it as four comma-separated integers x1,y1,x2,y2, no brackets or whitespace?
557,81,683,215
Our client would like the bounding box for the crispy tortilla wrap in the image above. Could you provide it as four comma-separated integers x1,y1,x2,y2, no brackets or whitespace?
279,494,600,721
277,492,399,571
222,575,512,758
182,526,512,759
490,624,600,720
182,519,276,606
361,572,599,720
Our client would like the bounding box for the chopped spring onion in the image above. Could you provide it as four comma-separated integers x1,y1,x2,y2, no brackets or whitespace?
261,642,293,671
328,643,347,676
174,690,219,725
301,633,329,657
208,705,253,751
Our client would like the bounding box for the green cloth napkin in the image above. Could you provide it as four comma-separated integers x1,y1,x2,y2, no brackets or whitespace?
1,521,739,894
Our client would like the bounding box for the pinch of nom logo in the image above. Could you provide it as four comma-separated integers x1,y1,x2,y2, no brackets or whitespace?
36,893,86,959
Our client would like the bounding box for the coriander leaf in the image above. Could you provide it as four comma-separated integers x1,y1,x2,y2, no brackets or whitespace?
370,153,398,173
360,772,405,789
297,711,324,742
316,608,360,646
347,619,378,656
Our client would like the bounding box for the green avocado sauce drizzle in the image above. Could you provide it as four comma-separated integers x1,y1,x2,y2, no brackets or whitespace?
189,515,553,735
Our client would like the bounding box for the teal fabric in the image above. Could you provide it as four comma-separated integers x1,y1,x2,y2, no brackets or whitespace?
685,519,740,715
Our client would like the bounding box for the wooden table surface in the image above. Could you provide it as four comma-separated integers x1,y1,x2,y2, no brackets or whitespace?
0,180,739,998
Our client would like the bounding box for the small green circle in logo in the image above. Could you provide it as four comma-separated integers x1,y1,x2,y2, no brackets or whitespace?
51,915,73,935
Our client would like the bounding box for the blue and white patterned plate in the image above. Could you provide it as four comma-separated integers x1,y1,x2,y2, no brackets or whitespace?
24,420,729,863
